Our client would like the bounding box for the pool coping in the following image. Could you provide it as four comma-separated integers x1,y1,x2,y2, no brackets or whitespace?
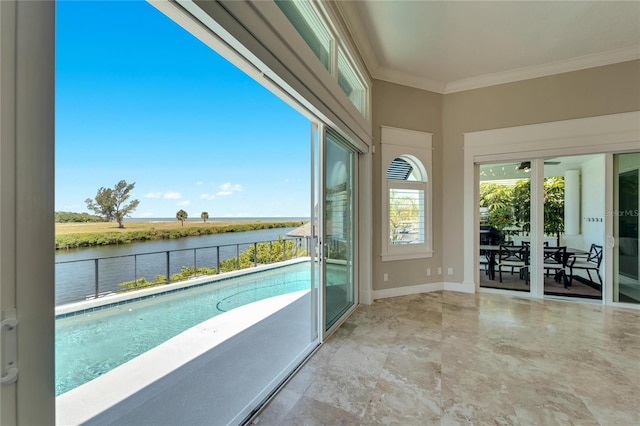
55,289,311,425
55,257,310,318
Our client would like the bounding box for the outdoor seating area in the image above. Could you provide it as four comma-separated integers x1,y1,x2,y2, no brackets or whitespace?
479,235,603,299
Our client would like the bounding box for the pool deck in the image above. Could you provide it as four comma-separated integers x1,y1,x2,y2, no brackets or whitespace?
56,289,315,425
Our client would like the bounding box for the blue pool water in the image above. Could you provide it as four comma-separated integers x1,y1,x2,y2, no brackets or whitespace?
55,262,318,396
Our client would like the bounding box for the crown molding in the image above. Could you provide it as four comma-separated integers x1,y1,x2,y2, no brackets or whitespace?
444,45,640,94
374,66,447,94
330,3,639,95
331,0,379,80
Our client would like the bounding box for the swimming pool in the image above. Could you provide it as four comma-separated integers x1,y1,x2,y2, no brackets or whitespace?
55,261,317,396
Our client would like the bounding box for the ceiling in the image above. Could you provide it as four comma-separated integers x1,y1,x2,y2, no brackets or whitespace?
335,1,640,94
479,154,603,181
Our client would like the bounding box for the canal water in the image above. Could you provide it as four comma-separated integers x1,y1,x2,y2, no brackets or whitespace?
55,227,300,305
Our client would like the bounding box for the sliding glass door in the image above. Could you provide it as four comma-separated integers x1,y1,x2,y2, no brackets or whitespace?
543,155,604,300
614,153,640,304
478,161,531,292
323,130,356,330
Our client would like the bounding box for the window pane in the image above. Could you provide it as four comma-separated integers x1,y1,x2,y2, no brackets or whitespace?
276,0,331,70
478,162,531,292
614,152,640,304
324,131,355,329
389,188,424,244
338,49,364,113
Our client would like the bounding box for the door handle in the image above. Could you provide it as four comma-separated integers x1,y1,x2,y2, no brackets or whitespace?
606,235,615,249
1,310,18,385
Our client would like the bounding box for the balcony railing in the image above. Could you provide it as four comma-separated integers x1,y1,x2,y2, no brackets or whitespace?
55,237,308,305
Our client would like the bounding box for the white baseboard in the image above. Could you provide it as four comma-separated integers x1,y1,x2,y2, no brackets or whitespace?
372,282,443,300
446,281,476,294
372,281,479,300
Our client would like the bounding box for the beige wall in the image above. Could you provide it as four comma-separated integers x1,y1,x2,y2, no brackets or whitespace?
371,80,443,291
442,60,640,283
372,59,640,292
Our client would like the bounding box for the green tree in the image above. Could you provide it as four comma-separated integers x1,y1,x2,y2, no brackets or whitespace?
544,177,565,246
176,209,188,227
479,182,516,231
389,190,419,242
85,180,140,228
201,211,209,223
503,177,565,243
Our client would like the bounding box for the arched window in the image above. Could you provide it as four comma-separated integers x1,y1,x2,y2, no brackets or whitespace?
381,127,433,261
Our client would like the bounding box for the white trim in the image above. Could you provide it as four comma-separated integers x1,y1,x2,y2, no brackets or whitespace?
463,112,640,303
373,282,443,300
444,281,475,294
358,150,373,305
372,280,474,299
445,46,640,94
380,127,434,261
324,8,639,97
374,66,447,94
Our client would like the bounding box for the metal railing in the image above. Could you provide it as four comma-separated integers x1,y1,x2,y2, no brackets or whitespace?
55,237,309,306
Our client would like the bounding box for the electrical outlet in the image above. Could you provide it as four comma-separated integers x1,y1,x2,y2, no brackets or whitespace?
383,273,388,282
437,267,442,275
427,268,431,276
448,267,453,275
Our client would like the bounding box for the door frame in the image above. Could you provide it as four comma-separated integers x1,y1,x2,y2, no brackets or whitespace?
463,111,640,307
0,1,55,424
321,127,361,338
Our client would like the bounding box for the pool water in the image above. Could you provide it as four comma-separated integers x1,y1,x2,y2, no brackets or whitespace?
55,262,317,396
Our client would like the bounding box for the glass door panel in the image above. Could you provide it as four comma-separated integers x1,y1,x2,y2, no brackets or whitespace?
614,153,640,304
478,161,531,292
543,155,604,300
323,131,355,330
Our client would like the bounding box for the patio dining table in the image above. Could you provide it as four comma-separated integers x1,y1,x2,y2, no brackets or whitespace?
480,245,591,282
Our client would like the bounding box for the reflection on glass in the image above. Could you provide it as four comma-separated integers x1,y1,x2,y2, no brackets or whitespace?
614,152,640,304
544,155,603,300
478,161,531,292
324,131,355,329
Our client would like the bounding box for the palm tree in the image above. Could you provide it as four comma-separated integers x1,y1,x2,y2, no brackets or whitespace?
176,209,188,227
201,211,209,223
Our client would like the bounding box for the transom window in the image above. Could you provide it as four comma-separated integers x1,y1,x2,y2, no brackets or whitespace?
275,0,369,117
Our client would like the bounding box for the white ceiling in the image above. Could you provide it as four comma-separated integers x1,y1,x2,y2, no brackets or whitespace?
336,1,640,94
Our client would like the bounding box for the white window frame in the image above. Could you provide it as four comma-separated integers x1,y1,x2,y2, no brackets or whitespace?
381,126,433,261
274,0,370,119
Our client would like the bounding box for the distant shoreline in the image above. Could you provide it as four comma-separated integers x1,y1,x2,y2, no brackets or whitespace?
123,216,308,223
55,220,309,250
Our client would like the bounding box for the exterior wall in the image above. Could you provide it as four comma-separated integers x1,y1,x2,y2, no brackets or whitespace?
371,80,443,292
581,156,606,250
442,60,640,284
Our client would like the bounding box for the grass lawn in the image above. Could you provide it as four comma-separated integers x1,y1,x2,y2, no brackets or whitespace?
55,219,298,236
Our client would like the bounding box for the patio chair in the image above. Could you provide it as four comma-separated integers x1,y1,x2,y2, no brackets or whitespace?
497,244,529,284
568,244,603,285
543,246,568,286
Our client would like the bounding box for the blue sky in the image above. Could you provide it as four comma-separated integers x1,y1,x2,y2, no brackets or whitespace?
56,0,311,218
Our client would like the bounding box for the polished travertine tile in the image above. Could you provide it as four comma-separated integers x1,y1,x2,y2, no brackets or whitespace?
254,292,640,425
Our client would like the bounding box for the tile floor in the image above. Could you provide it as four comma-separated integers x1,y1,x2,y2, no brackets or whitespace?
253,291,640,425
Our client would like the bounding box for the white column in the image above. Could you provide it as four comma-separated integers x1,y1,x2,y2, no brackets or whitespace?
564,169,580,235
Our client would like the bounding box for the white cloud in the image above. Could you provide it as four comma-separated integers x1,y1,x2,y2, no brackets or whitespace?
196,181,203,186
164,191,182,199
200,193,216,200
216,182,242,197
177,200,191,206
145,192,163,198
